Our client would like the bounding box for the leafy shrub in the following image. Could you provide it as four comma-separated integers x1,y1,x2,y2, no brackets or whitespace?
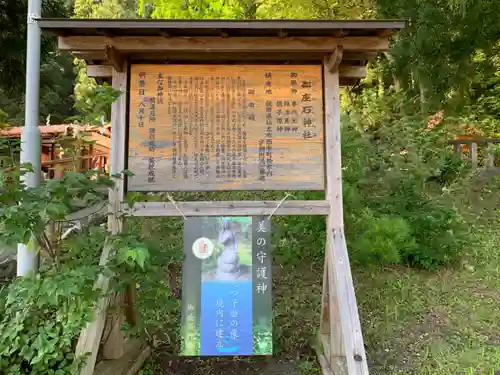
0,134,151,373
339,89,473,269
0,267,100,374
272,192,326,267
347,208,416,266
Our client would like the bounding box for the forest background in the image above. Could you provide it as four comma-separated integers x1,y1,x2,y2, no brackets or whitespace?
0,0,499,374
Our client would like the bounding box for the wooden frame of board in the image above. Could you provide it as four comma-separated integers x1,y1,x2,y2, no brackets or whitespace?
40,18,405,375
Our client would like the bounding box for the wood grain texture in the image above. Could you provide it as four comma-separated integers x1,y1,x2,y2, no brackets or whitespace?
127,64,325,191
122,200,330,217
338,66,366,78
87,65,112,77
101,66,129,363
94,339,150,375
58,36,389,53
74,67,129,375
74,241,114,375
322,58,369,375
470,142,478,170
325,47,343,73
102,292,125,360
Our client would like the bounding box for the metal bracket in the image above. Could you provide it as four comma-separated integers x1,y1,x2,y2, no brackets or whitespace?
27,13,37,24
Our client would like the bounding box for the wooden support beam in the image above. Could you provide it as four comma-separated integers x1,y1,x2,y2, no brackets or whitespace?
94,339,151,375
159,29,171,38
342,52,376,61
102,292,125,359
58,36,389,53
105,46,126,73
339,65,366,79
377,29,393,38
325,46,344,73
74,64,129,375
339,77,361,86
319,57,369,375
124,283,139,327
108,66,128,234
87,65,113,78
100,64,129,363
74,240,115,375
122,200,330,217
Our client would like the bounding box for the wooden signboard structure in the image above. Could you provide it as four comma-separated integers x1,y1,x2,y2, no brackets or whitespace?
40,18,404,375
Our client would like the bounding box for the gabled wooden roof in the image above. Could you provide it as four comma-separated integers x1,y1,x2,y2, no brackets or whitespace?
39,18,405,38
39,18,405,85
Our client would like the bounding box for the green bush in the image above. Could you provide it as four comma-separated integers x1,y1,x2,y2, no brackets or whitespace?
347,208,415,266
339,89,473,269
0,267,99,374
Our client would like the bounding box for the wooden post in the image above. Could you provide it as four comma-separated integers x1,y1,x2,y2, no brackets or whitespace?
102,64,129,359
102,292,126,359
319,55,369,375
470,142,478,170
74,64,128,375
486,146,495,169
124,283,139,328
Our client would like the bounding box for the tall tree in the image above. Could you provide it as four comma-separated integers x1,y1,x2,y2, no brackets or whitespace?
376,0,500,112
137,0,261,19
0,0,75,125
72,0,138,123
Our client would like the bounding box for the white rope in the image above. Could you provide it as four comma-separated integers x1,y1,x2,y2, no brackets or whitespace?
268,193,295,219
166,193,187,220
165,193,295,220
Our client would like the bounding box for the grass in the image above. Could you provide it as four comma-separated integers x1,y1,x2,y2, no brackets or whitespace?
357,235,500,374
134,174,500,375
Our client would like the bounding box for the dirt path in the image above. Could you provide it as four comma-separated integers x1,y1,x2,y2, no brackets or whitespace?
146,354,303,375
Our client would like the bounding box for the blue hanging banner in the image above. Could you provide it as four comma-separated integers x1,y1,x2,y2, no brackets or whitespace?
180,216,272,356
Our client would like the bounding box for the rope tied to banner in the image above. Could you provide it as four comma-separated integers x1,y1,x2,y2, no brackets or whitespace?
166,193,187,220
165,192,295,220
267,193,295,219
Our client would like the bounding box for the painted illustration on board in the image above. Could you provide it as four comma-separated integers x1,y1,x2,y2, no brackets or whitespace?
181,216,272,357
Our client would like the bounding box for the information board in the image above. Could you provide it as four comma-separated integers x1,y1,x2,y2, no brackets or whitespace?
181,216,272,356
128,64,324,191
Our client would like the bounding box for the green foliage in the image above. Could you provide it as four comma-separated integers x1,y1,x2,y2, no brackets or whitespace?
0,0,68,94
376,0,500,119
0,223,152,374
71,80,123,125
0,165,112,263
112,233,151,272
340,89,473,269
272,90,474,270
273,193,326,267
138,0,259,19
0,267,100,374
258,0,375,19
73,0,137,18
0,0,76,125
71,0,136,126
348,208,415,265
0,124,152,373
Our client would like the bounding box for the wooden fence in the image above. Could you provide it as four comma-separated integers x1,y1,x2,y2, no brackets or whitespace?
448,138,500,171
